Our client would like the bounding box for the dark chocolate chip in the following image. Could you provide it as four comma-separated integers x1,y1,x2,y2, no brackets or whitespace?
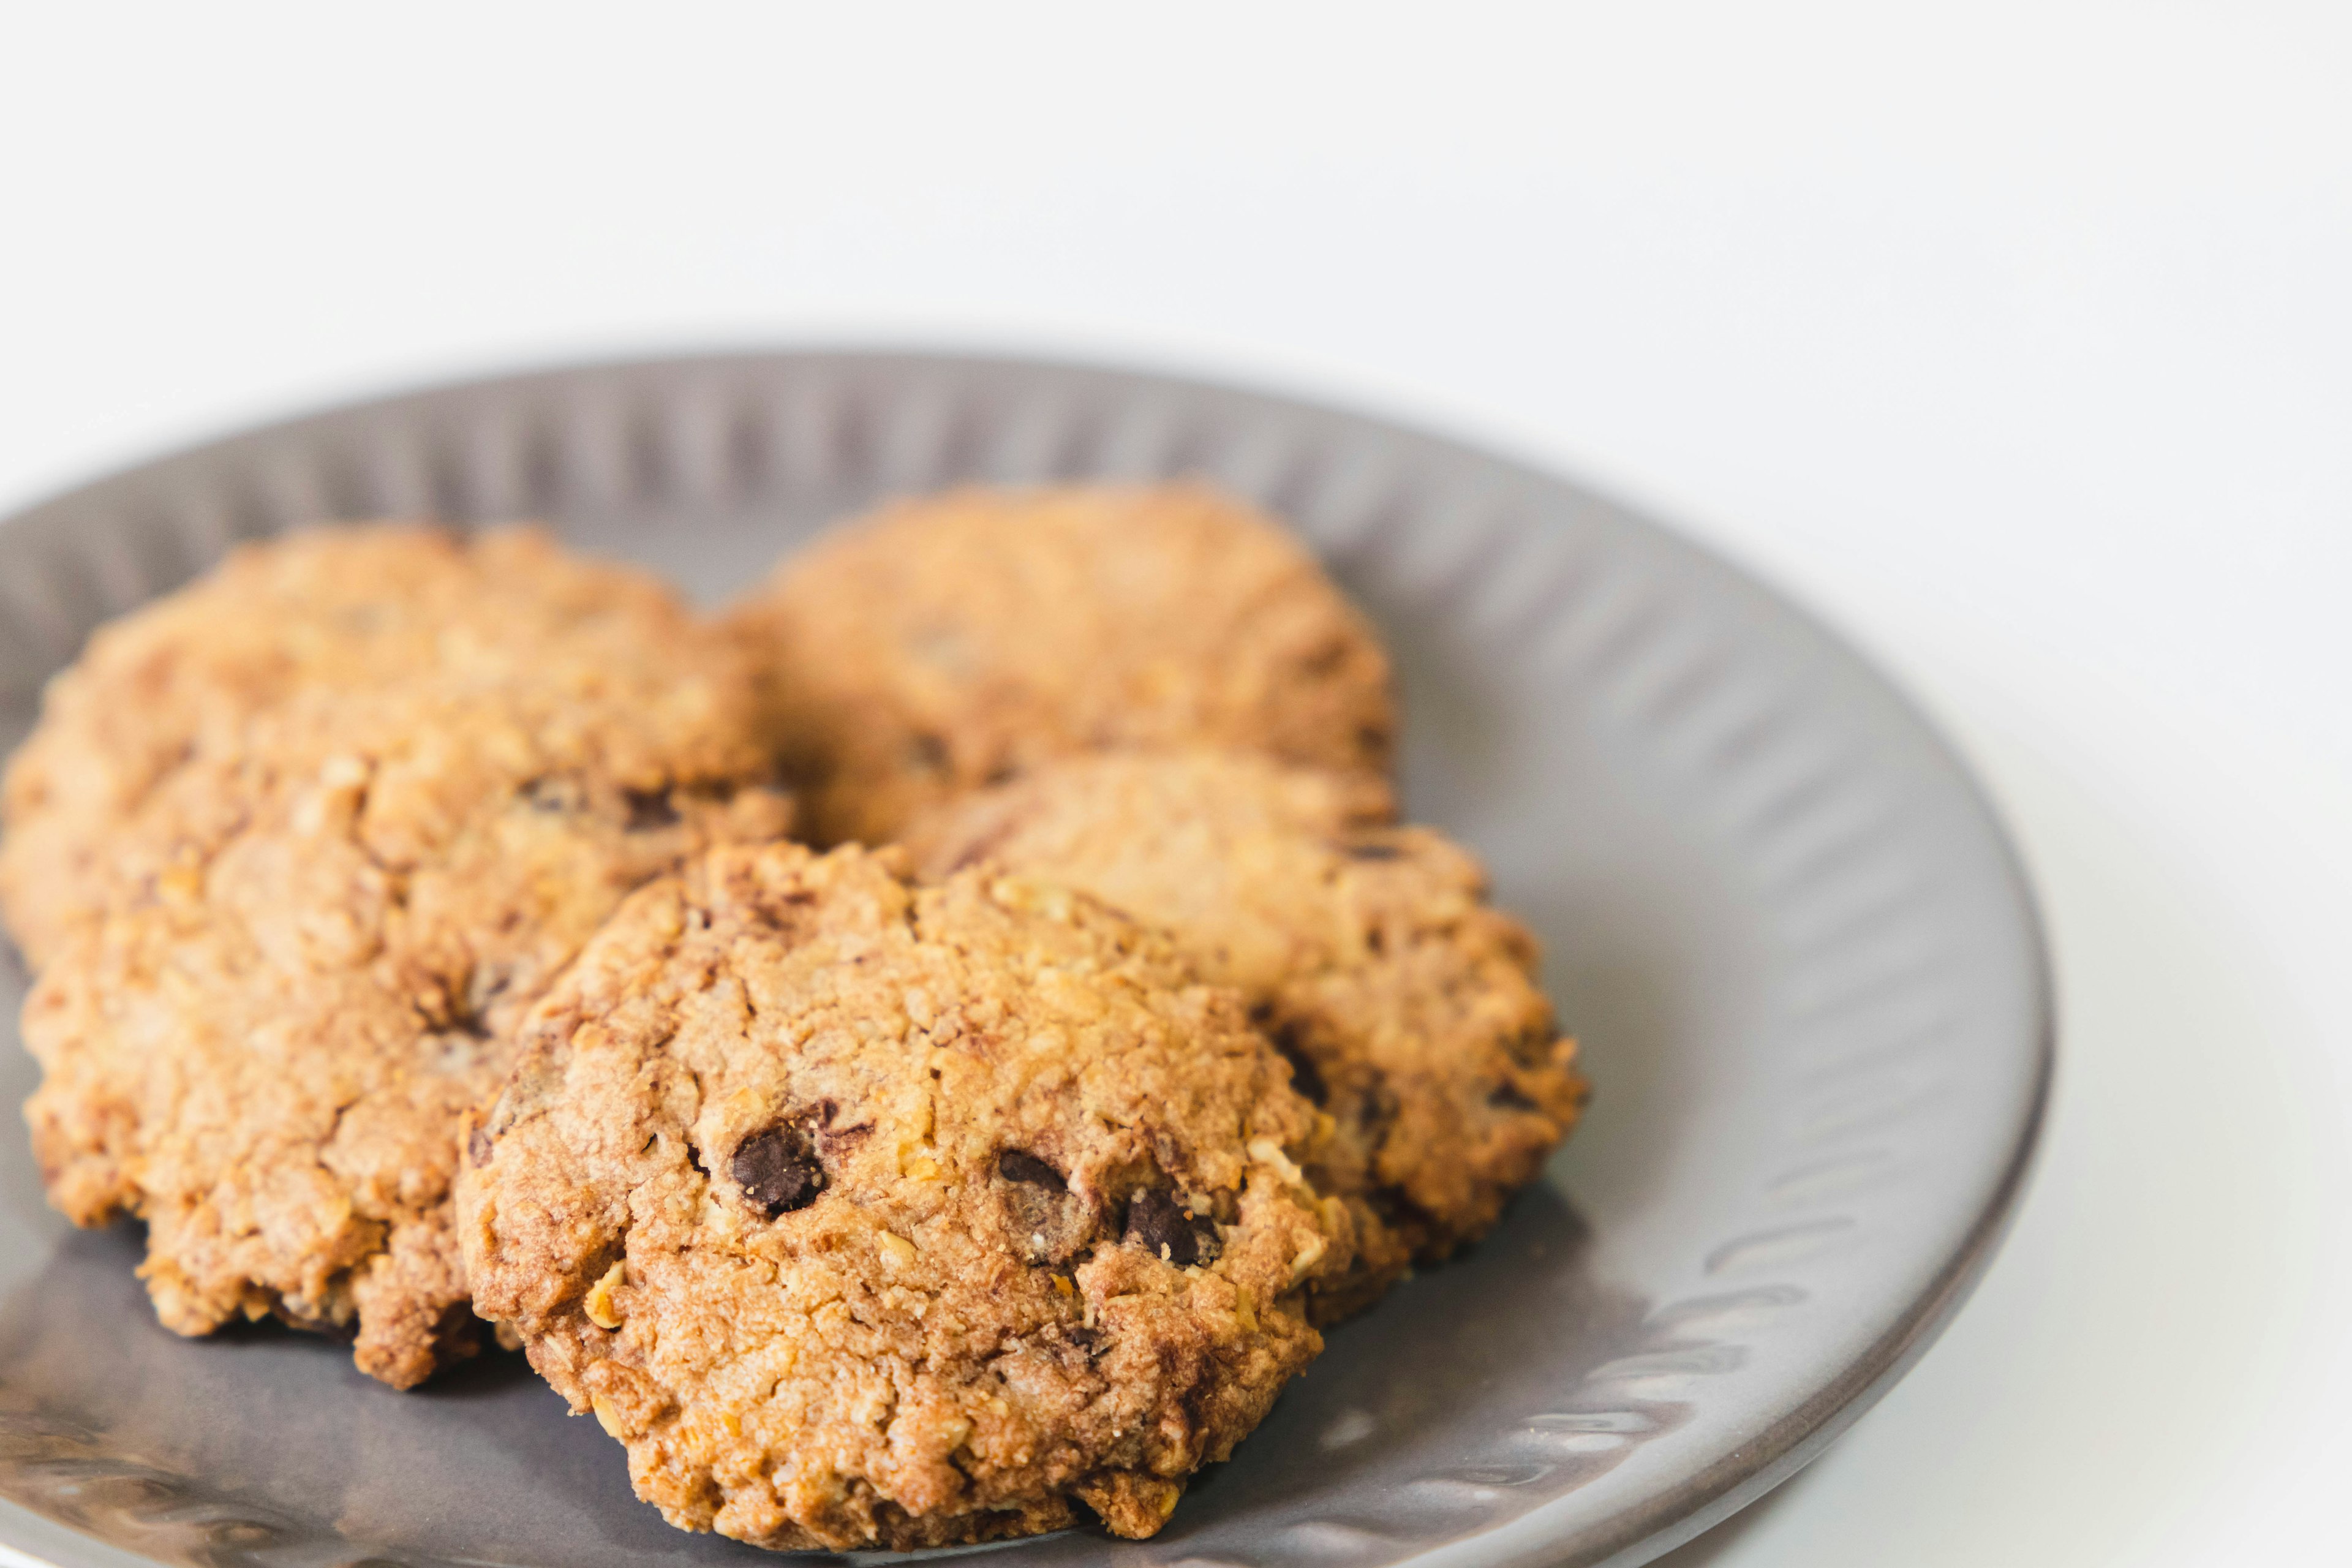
997,1148,1066,1191
1368,1183,1441,1232
1488,1080,1539,1110
1123,1189,1218,1267
1000,1148,1092,1263
1005,1169,1095,1264
731,1125,824,1216
1270,1025,1329,1106
466,1125,493,1166
624,787,680,831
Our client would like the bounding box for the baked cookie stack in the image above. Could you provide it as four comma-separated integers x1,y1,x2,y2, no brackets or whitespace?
0,484,1585,1549
1,527,792,1387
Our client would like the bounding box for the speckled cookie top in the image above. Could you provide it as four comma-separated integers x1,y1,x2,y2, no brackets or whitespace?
903,750,1585,1317
458,842,1354,1550
1,523,763,968
722,483,1396,845
9,523,791,1389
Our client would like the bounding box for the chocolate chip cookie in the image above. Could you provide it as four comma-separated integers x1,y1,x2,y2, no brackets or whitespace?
10,525,791,1387
722,483,1396,846
458,842,1352,1548
1,524,756,968
903,750,1585,1319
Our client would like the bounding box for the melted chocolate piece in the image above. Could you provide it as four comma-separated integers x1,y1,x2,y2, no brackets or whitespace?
731,1125,825,1216
1001,1149,1093,1264
1122,1189,1219,1267
623,786,680,830
997,1148,1066,1190
1488,1080,1539,1111
1270,1026,1329,1107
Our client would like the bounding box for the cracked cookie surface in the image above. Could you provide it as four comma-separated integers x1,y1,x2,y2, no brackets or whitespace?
9,525,790,1387
458,842,1351,1548
1,525,756,968
903,750,1585,1319
722,483,1396,846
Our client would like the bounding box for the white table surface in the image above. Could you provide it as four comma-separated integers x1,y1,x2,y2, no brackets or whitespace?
3,6,2346,1563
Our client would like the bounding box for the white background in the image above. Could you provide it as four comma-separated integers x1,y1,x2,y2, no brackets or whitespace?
2,5,2347,1562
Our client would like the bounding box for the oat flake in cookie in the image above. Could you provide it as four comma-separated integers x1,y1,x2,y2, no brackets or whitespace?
458,843,1352,1548
722,482,1397,846
904,750,1586,1320
8,525,791,1388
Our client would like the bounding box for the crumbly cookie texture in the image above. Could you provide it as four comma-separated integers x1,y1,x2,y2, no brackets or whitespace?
722,483,1396,846
1,524,760,968
903,750,1585,1319
10,524,790,1388
458,843,1351,1549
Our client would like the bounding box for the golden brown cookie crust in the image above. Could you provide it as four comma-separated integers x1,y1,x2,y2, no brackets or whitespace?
722,483,1396,846
903,750,1585,1319
9,524,790,1387
1,524,763,967
458,843,1352,1548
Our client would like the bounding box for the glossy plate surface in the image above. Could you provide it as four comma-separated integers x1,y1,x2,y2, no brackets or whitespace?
0,352,2049,1568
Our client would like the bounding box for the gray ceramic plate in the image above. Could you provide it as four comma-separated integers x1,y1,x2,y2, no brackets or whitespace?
0,352,2049,1568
